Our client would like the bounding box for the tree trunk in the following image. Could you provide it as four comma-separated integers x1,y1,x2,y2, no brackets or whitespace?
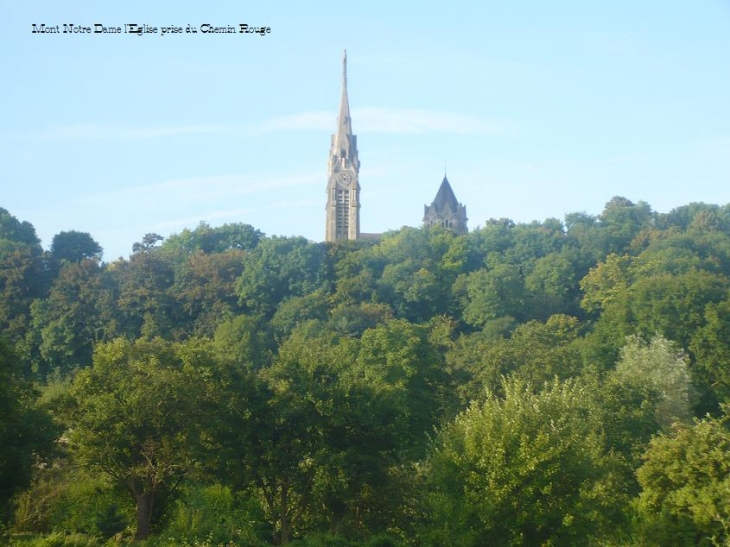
134,491,155,540
278,482,290,545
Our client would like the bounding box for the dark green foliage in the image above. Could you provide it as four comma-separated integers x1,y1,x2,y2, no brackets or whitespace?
0,339,57,521
162,221,263,254
50,232,102,263
169,249,247,337
0,232,47,345
237,237,330,318
114,243,177,339
446,314,583,405
0,208,41,249
24,259,110,377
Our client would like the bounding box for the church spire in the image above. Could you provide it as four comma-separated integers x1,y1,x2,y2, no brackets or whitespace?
326,50,360,242
336,49,352,148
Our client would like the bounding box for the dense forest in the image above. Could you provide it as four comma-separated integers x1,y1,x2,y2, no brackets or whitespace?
1,196,730,546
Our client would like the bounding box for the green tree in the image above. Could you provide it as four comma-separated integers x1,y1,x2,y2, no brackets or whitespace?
446,315,583,406
459,263,527,327
636,407,730,546
66,338,210,539
236,237,329,318
524,251,582,319
170,249,247,337
327,302,393,338
0,339,56,522
0,213,47,346
691,299,730,403
114,241,177,339
0,208,41,248
613,335,694,429
213,314,273,370
422,377,628,546
24,259,111,378
162,221,263,254
209,320,446,544
270,290,331,339
598,196,653,254
50,231,103,263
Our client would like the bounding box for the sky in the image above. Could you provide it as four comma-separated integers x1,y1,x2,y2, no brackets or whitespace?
1,1,729,261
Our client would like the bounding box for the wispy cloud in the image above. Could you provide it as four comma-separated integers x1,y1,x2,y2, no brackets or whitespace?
39,123,231,141
21,107,512,143
78,173,321,206
262,107,513,136
260,112,333,132
355,107,513,135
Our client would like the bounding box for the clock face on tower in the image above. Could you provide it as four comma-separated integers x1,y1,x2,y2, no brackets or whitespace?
335,171,353,186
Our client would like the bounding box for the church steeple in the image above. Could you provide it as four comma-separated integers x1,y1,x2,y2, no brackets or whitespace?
338,50,351,138
423,174,468,234
330,50,359,173
326,50,360,242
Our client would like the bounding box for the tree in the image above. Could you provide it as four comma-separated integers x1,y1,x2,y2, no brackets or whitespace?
162,222,263,254
422,378,628,546
524,251,582,319
66,338,210,539
613,335,694,429
24,259,111,378
0,212,47,346
691,300,730,403
209,320,447,544
636,407,730,546
132,233,164,254
236,237,329,318
459,264,527,327
0,208,41,248
445,315,583,406
114,243,177,339
598,197,653,254
0,241,47,346
171,249,247,337
0,339,57,521
213,314,273,370
50,231,103,263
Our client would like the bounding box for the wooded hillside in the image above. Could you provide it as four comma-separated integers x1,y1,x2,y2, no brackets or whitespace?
2,197,729,545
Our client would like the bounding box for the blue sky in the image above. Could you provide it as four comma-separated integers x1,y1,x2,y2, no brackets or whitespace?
1,1,729,260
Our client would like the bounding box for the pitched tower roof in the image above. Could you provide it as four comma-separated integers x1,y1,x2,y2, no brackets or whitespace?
431,175,460,213
423,174,468,234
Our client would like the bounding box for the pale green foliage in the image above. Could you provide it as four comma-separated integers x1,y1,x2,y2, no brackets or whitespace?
13,467,128,539
161,484,264,546
580,253,633,314
423,377,628,546
613,335,694,429
7,532,102,546
636,407,730,546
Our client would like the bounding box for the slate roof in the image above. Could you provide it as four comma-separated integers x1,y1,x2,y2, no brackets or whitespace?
431,176,460,212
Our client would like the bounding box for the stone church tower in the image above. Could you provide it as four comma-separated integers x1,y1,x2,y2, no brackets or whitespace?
325,50,361,242
423,175,468,234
